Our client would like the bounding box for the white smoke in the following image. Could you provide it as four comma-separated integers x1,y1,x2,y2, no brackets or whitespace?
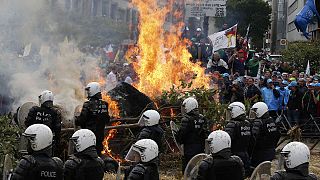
0,0,103,124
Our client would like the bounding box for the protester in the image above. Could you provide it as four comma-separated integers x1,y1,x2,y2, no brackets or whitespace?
261,79,280,119
207,52,229,74
197,130,245,180
302,83,319,117
225,80,245,103
64,129,105,180
75,82,110,156
287,81,304,125
276,81,290,113
245,77,261,105
228,50,245,76
11,124,63,180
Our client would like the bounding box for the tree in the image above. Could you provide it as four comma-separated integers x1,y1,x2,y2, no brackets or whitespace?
216,0,271,49
281,41,320,73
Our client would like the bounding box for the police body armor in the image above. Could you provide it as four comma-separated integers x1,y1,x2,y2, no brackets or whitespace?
225,119,251,153
11,154,63,180
252,116,280,150
126,161,159,180
75,94,109,154
271,171,317,180
64,155,105,180
137,125,164,152
197,154,244,180
25,106,61,135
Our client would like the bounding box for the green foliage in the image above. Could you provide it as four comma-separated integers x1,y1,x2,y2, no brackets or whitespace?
0,116,21,177
281,41,320,73
216,0,271,49
157,80,227,128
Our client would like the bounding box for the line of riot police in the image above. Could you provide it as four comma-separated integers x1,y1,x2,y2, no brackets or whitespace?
8,82,318,179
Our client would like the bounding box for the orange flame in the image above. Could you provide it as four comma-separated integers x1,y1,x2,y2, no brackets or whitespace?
127,0,210,97
170,108,174,118
101,93,123,162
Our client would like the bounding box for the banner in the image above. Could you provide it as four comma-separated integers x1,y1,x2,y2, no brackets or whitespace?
208,24,237,51
185,0,226,17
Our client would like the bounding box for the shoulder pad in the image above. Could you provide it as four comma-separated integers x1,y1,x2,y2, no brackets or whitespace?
22,155,36,164
69,155,82,164
271,170,286,180
52,157,63,168
309,173,318,180
253,119,263,125
82,101,91,108
96,157,105,167
230,155,244,166
199,156,213,171
131,164,146,175
226,121,237,128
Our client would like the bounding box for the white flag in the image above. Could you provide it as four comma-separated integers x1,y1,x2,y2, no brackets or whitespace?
208,24,237,51
305,60,310,76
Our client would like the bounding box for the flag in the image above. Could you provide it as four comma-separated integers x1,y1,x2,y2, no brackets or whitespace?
208,24,237,51
294,0,320,39
245,24,250,39
306,60,310,76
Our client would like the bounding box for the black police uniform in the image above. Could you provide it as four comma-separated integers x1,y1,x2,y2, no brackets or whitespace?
11,150,63,180
251,113,280,167
25,101,62,153
126,158,159,180
137,125,164,152
176,109,207,172
270,163,317,180
64,146,105,180
75,93,110,155
197,148,245,180
225,115,251,176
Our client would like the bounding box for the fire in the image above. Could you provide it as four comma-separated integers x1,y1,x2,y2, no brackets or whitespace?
101,93,123,162
127,0,210,97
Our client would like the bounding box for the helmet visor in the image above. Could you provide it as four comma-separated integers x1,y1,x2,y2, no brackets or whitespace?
85,87,91,97
20,133,36,154
138,114,147,127
125,145,142,162
205,139,211,154
69,136,79,152
249,108,258,120
225,108,232,121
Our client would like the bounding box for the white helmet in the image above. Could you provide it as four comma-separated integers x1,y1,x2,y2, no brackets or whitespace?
23,124,53,151
125,139,158,163
70,129,96,152
138,110,160,127
207,130,231,154
39,90,54,105
281,141,310,169
85,82,101,97
227,102,246,119
250,102,269,119
182,97,198,114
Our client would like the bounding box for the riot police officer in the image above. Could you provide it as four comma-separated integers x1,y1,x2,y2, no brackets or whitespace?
64,129,105,180
250,102,281,167
75,82,110,155
125,139,160,180
271,141,317,180
176,97,207,172
225,102,252,177
137,110,164,152
197,130,245,180
11,124,63,180
25,90,62,154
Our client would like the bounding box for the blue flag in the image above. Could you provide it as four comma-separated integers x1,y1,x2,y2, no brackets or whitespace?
294,0,320,39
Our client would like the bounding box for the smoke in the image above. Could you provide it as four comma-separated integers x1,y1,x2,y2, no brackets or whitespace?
0,0,102,123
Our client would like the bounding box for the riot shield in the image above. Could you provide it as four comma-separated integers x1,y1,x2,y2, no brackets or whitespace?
249,161,271,180
183,153,209,180
2,154,13,180
170,120,183,154
17,102,37,129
